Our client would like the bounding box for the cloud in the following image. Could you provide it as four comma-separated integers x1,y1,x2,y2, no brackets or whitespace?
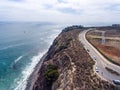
0,0,120,25
9,0,23,2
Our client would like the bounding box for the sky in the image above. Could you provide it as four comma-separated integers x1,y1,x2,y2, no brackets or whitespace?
0,0,120,25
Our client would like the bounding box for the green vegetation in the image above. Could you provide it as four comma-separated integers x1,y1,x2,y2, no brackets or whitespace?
44,64,59,86
105,67,120,76
67,37,73,42
112,24,120,28
56,45,67,53
66,37,73,45
62,25,84,32
53,39,58,45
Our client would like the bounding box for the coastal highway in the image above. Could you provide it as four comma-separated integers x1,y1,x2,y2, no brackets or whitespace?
79,29,120,83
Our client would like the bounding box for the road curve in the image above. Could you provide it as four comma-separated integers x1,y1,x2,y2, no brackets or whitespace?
79,29,120,83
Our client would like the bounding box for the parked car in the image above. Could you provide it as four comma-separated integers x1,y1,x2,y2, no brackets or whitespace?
95,67,99,72
87,49,90,52
113,80,120,85
93,56,96,60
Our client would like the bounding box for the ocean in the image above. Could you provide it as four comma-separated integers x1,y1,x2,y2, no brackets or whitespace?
0,22,63,90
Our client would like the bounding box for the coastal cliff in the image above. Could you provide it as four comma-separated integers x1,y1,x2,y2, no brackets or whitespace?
32,26,119,90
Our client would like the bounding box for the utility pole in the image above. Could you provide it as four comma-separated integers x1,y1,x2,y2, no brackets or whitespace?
101,31,106,45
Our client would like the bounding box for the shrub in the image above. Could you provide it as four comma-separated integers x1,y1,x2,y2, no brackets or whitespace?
66,37,73,45
53,39,58,45
62,25,84,32
44,64,59,86
55,45,67,53
67,38,72,42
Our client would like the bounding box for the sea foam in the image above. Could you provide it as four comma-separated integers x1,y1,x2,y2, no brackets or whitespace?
11,50,47,90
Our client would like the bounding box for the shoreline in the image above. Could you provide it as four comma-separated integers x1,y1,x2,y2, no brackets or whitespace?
25,53,47,90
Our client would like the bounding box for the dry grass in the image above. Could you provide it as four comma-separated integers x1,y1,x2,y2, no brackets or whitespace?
86,30,120,66
98,45,120,64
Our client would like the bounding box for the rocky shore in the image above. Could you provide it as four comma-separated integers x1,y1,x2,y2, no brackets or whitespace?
27,26,120,90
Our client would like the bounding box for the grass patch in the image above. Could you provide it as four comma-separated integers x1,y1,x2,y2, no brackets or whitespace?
105,67,120,76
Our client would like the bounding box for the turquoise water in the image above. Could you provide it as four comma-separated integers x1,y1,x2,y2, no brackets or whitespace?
0,22,62,90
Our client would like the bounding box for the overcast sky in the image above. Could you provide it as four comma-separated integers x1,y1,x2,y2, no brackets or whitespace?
0,0,120,25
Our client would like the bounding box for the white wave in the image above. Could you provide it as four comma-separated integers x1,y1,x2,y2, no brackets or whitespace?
0,43,25,51
14,56,23,63
10,56,23,69
12,50,47,90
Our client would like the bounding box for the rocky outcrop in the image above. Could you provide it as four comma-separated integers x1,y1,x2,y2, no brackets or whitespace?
32,26,120,90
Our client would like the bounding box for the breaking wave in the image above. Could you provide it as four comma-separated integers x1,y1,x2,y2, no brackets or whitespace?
11,51,47,90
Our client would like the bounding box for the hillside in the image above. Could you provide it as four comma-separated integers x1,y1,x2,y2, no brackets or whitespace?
31,26,119,90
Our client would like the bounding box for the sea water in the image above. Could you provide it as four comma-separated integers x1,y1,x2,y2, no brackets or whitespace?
0,22,63,90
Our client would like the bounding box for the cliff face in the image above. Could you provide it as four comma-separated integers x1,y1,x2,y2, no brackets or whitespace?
32,28,119,90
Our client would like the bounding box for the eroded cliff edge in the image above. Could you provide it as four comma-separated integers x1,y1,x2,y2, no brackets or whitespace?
32,26,119,90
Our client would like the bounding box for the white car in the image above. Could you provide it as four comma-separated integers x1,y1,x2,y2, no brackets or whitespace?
113,80,120,85
93,56,96,60
95,67,99,72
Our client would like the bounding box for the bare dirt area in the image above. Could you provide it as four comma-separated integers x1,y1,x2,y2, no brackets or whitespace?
105,30,120,37
86,29,120,66
98,45,120,64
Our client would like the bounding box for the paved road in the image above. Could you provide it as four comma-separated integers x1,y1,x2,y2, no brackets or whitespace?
79,29,120,83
